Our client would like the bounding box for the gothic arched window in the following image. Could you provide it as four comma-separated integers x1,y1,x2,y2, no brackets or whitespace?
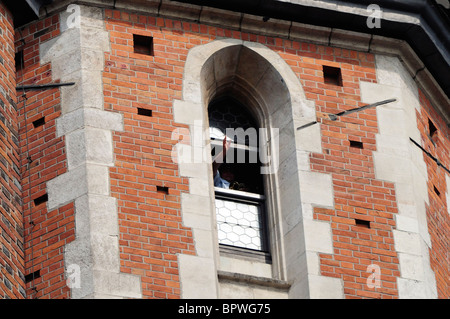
209,96,269,257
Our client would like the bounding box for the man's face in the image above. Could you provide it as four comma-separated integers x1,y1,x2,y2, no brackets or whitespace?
221,168,234,182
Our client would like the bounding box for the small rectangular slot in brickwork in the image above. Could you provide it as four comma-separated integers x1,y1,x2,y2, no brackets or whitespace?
133,34,154,56
32,116,45,128
15,50,24,71
137,108,153,117
33,194,48,206
25,270,41,283
157,186,169,194
355,219,371,228
323,65,342,86
34,27,51,39
349,140,364,149
428,118,437,141
434,185,440,197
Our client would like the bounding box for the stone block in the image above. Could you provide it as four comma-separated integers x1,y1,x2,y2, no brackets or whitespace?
80,26,110,51
308,274,343,299
398,253,425,281
178,254,218,298
56,108,84,137
90,232,120,272
188,177,212,196
298,171,334,207
182,211,213,232
59,69,103,113
192,228,216,259
66,129,87,170
199,6,242,29
85,127,114,166
295,118,322,153
40,27,81,64
181,193,212,216
84,108,124,131
65,127,113,169
57,108,124,137
64,238,94,299
303,219,334,254
92,270,142,299
306,251,320,276
86,164,110,196
330,29,371,52
173,100,204,125
219,281,254,299
395,215,419,233
241,14,291,38
219,256,272,279
87,194,119,236
393,230,422,255
47,165,87,210
397,277,429,299
289,22,330,45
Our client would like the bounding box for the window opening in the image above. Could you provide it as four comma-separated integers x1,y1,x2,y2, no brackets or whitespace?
209,96,269,255
15,50,24,71
428,118,438,142
433,185,440,197
137,107,153,117
355,218,371,228
33,193,48,206
349,140,364,149
25,270,41,283
32,116,45,128
323,65,342,86
133,34,154,56
156,185,169,194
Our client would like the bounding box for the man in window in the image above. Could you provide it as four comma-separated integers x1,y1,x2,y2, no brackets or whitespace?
212,137,252,191
212,137,233,188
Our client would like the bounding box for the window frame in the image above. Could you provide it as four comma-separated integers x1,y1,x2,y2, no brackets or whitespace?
214,187,270,256
208,96,271,261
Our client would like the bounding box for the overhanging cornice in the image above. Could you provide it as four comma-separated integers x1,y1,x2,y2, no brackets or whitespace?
4,0,449,123
170,0,449,102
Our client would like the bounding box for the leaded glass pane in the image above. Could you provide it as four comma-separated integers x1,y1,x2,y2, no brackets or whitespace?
215,197,263,250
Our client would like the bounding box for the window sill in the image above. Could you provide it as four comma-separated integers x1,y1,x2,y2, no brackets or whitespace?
219,244,271,264
214,187,265,201
217,270,291,291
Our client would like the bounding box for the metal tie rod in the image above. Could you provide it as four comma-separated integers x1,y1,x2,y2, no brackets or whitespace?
297,98,397,130
409,137,450,175
16,82,76,91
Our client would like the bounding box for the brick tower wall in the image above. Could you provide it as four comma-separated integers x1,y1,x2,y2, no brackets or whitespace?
0,0,25,299
103,8,449,298
1,2,448,299
15,13,75,299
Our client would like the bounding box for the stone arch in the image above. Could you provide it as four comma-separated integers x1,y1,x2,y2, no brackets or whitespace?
183,39,314,120
175,38,339,298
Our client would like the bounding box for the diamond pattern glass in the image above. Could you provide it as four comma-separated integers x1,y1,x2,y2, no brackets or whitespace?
215,197,263,250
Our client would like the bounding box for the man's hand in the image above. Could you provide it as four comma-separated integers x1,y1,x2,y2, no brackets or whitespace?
223,136,231,155
213,137,231,176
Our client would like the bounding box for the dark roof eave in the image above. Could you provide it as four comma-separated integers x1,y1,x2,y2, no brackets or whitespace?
172,0,450,102
2,0,54,27
3,0,449,105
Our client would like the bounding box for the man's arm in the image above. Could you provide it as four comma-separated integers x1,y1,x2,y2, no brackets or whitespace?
213,137,231,176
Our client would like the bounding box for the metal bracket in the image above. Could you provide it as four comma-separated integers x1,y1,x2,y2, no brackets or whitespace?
16,82,75,91
297,98,396,131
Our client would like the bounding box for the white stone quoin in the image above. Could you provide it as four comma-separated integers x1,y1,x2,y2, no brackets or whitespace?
360,55,438,299
42,5,141,298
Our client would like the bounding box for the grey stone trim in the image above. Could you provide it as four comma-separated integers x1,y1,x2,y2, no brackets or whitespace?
360,55,439,298
40,1,448,126
217,270,291,290
175,38,340,299
42,4,141,298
